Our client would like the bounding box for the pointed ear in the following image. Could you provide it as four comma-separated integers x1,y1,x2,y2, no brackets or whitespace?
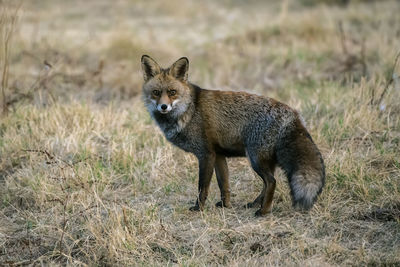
141,55,161,82
169,57,189,81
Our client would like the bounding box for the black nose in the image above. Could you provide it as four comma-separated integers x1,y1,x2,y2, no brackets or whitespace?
161,104,168,110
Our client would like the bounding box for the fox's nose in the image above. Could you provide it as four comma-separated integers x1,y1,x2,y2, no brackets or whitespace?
161,104,168,110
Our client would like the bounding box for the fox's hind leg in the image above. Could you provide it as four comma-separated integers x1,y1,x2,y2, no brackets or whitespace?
214,154,232,208
244,188,265,208
248,152,276,216
256,171,276,216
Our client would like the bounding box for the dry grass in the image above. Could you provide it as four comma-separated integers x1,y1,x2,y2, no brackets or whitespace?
1,0,400,265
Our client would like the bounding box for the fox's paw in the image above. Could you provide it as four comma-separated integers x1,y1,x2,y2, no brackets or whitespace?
255,209,267,217
189,205,201,211
215,201,232,208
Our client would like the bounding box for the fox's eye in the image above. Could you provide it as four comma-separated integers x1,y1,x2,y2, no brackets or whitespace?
169,90,177,96
152,90,161,96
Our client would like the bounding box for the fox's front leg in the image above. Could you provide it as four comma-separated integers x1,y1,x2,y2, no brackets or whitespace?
189,153,216,211
215,154,232,208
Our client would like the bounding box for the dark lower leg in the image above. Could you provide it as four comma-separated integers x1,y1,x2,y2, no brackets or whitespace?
245,186,265,208
257,177,276,215
248,155,276,216
215,154,232,208
190,153,216,211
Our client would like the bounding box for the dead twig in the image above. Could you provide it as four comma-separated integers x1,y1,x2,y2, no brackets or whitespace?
360,37,367,77
92,60,104,89
376,51,400,106
336,21,368,80
0,3,20,116
338,21,348,55
22,149,55,162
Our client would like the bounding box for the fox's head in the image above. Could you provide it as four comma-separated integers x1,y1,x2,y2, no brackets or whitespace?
141,55,192,117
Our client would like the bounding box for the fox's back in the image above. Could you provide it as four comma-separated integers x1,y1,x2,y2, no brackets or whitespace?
195,88,299,157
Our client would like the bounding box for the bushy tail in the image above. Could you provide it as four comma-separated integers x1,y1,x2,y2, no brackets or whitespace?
289,168,325,210
276,119,325,210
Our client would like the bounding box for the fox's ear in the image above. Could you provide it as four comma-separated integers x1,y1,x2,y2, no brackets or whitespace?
169,57,189,81
141,55,161,82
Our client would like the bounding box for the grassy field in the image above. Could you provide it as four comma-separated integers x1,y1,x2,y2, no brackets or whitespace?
1,0,400,265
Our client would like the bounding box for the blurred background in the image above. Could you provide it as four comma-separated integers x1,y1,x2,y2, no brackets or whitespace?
2,0,399,107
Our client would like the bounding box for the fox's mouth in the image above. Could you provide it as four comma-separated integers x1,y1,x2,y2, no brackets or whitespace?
156,103,173,114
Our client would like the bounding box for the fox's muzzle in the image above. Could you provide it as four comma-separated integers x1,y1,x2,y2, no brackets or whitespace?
157,103,172,114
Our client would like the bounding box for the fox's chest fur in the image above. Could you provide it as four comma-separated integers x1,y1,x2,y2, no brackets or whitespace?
152,109,207,156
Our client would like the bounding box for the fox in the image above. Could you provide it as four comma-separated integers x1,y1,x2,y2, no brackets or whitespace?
141,55,325,216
